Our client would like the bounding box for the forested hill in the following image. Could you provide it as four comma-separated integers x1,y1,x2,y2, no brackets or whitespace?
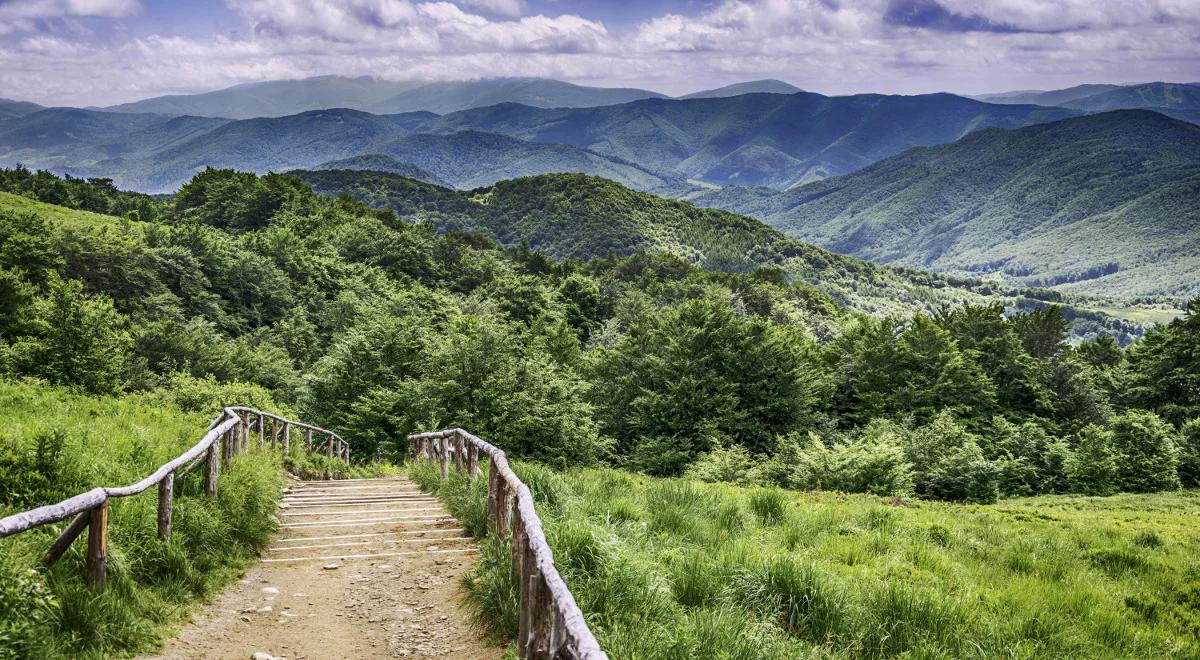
289,168,1140,337
691,110,1200,299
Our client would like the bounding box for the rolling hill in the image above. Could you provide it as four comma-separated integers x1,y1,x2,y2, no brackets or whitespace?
0,98,43,120
691,110,1200,298
312,154,450,187
102,76,665,118
287,168,1150,340
418,92,1077,187
980,82,1200,124
680,79,803,99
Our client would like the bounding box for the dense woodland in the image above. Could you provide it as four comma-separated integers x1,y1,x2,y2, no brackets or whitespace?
1,167,1198,507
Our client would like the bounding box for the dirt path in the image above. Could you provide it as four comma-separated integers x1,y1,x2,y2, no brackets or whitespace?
144,477,503,660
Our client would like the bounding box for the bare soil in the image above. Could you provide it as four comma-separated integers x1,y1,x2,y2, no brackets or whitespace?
142,477,504,660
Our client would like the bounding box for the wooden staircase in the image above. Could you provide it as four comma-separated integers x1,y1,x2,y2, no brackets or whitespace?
264,477,476,564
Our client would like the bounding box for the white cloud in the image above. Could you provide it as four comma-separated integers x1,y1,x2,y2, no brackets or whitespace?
456,0,524,17
0,0,1197,106
0,0,139,23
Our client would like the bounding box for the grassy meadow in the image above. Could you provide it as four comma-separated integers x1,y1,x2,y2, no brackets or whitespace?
411,460,1200,659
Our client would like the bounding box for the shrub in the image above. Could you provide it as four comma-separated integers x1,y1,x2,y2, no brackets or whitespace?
1108,410,1180,493
789,434,913,496
1068,425,1119,496
923,441,1000,503
685,445,761,486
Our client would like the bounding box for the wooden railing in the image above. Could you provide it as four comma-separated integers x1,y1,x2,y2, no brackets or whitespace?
409,428,607,660
0,406,347,591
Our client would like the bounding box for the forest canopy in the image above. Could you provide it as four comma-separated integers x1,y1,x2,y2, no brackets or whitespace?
1,167,1197,504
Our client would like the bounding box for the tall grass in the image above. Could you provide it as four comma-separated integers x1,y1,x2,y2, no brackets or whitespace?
0,380,286,659
412,457,1200,658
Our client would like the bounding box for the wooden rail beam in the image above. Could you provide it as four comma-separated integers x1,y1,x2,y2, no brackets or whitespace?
42,511,90,566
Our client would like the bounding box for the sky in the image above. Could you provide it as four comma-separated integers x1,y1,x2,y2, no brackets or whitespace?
1,0,1198,107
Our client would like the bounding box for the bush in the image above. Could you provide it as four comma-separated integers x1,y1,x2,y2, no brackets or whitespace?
923,441,1000,503
1068,425,1119,496
781,429,913,496
985,417,1071,496
685,445,761,486
1108,410,1180,493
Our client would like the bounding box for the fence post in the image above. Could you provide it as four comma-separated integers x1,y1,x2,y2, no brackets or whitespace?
327,433,334,458
468,443,479,479
440,435,450,481
305,428,313,452
205,438,219,498
454,432,465,474
86,501,108,591
282,422,291,455
487,461,499,535
258,413,265,448
157,472,174,540
241,415,249,452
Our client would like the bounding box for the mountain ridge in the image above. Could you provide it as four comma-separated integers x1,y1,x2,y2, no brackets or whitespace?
690,109,1200,298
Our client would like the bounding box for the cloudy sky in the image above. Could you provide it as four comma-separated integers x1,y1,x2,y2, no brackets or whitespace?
1,0,1198,106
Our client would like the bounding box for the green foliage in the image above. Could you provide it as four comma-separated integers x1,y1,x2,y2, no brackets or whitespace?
1179,419,1200,488
1068,426,1120,496
175,168,310,231
1107,410,1181,493
8,275,133,394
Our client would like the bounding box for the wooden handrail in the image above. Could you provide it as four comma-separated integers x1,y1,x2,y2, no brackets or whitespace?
408,429,608,660
0,406,347,591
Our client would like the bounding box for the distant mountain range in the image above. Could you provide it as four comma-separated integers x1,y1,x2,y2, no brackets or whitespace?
412,92,1075,188
98,76,668,118
312,154,450,188
978,82,1200,124
0,91,1072,192
690,110,1200,298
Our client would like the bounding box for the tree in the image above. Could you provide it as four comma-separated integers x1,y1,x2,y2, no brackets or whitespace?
1012,305,1069,359
16,276,132,394
1125,299,1200,424
1108,410,1180,493
1068,426,1118,496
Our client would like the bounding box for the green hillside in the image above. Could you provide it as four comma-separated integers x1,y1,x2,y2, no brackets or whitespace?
312,154,450,187
693,110,1200,299
290,168,1152,336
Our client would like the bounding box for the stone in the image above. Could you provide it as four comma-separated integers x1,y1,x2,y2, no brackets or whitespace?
323,563,340,570
256,606,274,614
252,653,280,660
261,587,280,594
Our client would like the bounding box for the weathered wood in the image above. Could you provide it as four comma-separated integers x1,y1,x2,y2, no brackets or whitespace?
517,525,532,657
0,487,106,538
283,421,291,454
327,432,334,458
453,432,465,473
86,502,108,591
305,428,313,452
42,511,91,566
440,437,450,481
205,441,219,498
468,443,480,478
487,460,500,535
157,472,174,540
258,412,265,448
